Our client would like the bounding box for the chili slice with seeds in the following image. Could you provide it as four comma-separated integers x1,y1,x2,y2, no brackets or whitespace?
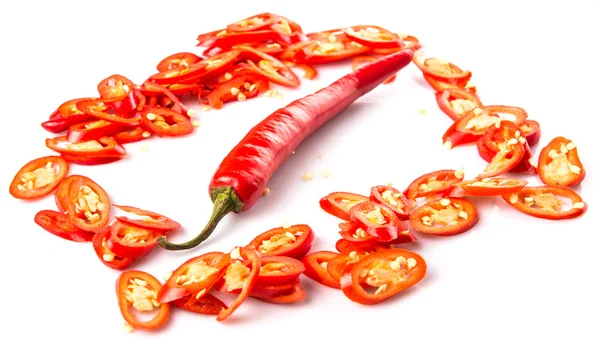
9,156,69,200
538,136,586,187
141,107,193,137
409,198,478,236
116,270,170,330
404,169,464,200
92,227,135,270
247,224,314,259
502,186,587,220
340,248,427,305
319,191,369,221
34,210,93,242
301,251,341,289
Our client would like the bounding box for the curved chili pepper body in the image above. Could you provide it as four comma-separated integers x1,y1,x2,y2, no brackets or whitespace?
158,49,414,251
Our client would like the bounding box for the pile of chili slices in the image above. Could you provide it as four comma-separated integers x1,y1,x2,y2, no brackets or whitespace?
7,11,589,332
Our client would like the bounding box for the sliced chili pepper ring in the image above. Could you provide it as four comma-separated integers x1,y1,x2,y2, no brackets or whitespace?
9,156,69,200
409,198,478,236
116,270,170,330
502,186,587,220
319,192,369,221
340,248,427,305
538,136,585,187
34,210,93,242
113,205,181,233
301,251,341,289
247,224,314,259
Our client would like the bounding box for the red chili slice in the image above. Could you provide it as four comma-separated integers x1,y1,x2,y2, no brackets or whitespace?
92,226,135,270
156,52,202,72
338,222,416,245
340,248,427,305
204,74,269,109
45,136,126,158
9,156,69,200
116,270,170,330
343,25,403,49
239,46,300,87
226,12,280,32
248,279,298,298
301,251,341,289
520,120,541,147
435,88,483,121
181,50,242,84
413,56,472,83
477,120,537,175
404,169,465,200
148,61,208,85
76,99,140,126
319,191,370,221
349,201,401,242
41,98,94,133
256,255,305,285
442,105,528,149
369,185,411,219
252,282,306,304
66,120,129,143
247,224,314,259
140,107,193,137
422,73,477,94
538,136,586,187
158,252,230,304
327,251,372,283
299,33,370,64
64,175,111,233
34,210,93,242
97,74,134,100
112,127,150,144
60,154,124,166
409,198,478,236
502,186,587,220
105,221,160,259
196,29,278,48
113,205,181,233
455,178,528,196
216,247,261,321
172,293,227,315
476,140,525,179
334,238,390,254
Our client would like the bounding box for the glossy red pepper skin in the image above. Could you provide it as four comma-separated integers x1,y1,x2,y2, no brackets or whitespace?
158,49,415,251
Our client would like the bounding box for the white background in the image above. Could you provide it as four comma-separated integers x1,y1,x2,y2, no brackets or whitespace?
1,0,599,345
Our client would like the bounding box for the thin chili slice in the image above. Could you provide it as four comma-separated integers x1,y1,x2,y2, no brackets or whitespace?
369,185,411,219
455,177,528,196
247,224,314,259
409,198,478,236
141,107,193,137
538,136,586,187
442,105,528,149
476,140,525,179
335,239,390,254
252,282,306,304
92,227,135,270
60,154,123,166
116,270,170,330
105,221,160,259
239,46,300,87
158,252,230,303
423,73,477,94
217,247,261,321
76,99,140,126
477,120,537,175
343,25,403,49
113,205,181,233
413,56,472,83
435,88,483,121
226,12,280,32
9,156,69,200
34,210,93,242
172,293,227,315
157,52,202,72
349,201,401,242
66,119,129,143
340,248,427,305
45,136,126,158
520,120,541,147
404,169,464,200
502,186,587,220
301,251,341,289
256,256,305,285
41,98,94,133
65,175,111,233
319,191,370,221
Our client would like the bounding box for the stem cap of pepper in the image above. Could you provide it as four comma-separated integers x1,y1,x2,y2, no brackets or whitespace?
157,186,244,251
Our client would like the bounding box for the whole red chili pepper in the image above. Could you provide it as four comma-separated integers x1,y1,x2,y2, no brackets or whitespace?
158,49,414,251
